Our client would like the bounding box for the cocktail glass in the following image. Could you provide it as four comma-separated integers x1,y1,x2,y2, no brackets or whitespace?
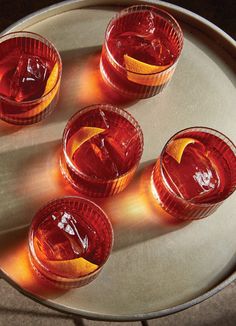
0,31,62,125
151,127,236,220
60,104,144,197
28,197,113,288
100,4,183,99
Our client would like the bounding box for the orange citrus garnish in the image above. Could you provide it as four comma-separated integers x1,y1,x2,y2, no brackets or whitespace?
166,138,196,163
67,126,105,158
44,257,98,278
43,62,59,95
7,62,60,118
124,54,172,86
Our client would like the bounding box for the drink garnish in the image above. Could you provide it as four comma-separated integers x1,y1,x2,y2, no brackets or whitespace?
67,126,105,159
43,62,59,95
166,138,196,163
124,54,171,86
43,257,98,278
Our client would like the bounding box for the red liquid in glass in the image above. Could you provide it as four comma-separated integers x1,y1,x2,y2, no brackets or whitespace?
152,131,236,219
0,37,56,123
62,107,142,196
101,9,182,98
30,198,113,283
72,114,139,179
108,11,178,67
34,210,105,270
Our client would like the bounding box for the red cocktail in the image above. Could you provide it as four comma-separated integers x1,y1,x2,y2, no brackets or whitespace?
60,104,143,197
0,32,62,125
151,127,236,220
28,197,113,288
100,5,183,99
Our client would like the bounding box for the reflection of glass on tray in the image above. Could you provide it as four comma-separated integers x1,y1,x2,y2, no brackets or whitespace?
0,31,62,125
100,4,183,99
151,127,236,220
60,104,144,197
28,197,113,288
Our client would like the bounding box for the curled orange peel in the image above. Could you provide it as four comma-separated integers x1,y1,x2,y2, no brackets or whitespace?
166,138,196,163
124,54,172,86
44,257,98,278
67,126,105,159
43,62,59,95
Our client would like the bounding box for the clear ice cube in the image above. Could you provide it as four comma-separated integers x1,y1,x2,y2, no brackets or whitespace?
104,128,139,171
35,212,89,261
151,38,174,65
113,29,173,66
10,54,49,102
115,34,157,65
88,135,120,179
73,116,138,179
133,10,156,38
98,109,110,128
163,144,220,202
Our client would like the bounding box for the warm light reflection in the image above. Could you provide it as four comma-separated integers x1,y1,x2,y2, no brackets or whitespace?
19,138,186,229
97,163,184,228
0,159,190,293
52,149,80,196
97,174,153,228
77,52,136,107
0,227,65,298
93,163,189,252
138,163,185,225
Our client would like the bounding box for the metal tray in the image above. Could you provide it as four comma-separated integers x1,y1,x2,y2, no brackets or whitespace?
0,0,235,322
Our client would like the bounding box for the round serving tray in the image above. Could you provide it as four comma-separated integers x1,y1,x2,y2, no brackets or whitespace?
0,0,235,322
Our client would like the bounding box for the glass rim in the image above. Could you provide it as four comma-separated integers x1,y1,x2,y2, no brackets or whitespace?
159,126,236,206
62,104,144,184
0,31,62,105
28,196,114,282
104,4,184,76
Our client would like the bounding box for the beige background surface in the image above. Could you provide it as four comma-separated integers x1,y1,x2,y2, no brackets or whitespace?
1,0,235,323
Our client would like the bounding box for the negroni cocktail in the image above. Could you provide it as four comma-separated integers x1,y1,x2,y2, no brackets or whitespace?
60,104,143,197
100,5,183,99
28,197,113,288
151,127,236,220
0,32,62,125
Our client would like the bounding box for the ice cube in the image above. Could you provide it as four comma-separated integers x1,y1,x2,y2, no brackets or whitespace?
112,33,157,65
34,212,90,261
72,132,120,180
89,136,120,179
104,128,139,172
151,37,174,65
98,109,110,129
35,218,77,260
117,34,149,51
73,128,138,179
10,54,49,102
163,143,220,203
133,10,156,38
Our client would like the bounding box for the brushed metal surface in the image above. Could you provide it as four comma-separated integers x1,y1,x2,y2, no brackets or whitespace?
0,0,235,321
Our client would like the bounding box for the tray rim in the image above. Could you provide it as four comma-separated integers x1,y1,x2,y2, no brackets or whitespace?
0,0,235,321
1,0,235,56
1,267,236,322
